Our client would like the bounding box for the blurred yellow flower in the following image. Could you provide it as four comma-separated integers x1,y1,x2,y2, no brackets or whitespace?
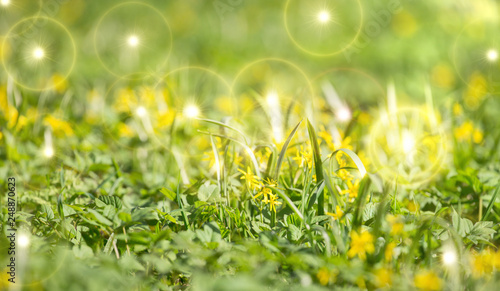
347,230,375,260
51,73,68,93
464,72,487,109
386,215,404,236
470,249,495,278
316,267,330,286
43,115,74,137
385,241,396,262
374,268,392,288
431,64,455,89
357,112,371,125
392,10,418,37
414,270,442,291
326,205,343,220
454,121,482,143
453,103,463,117
214,96,236,115
117,123,134,138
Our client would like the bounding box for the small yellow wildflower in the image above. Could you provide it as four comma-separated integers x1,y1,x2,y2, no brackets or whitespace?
341,179,360,201
316,267,331,286
385,241,396,262
347,230,375,260
292,145,313,169
238,166,260,189
464,72,487,109
254,187,272,201
470,249,495,277
326,205,343,220
267,193,282,213
373,268,392,288
472,129,483,144
452,103,463,116
414,270,442,291
117,123,134,138
43,115,74,137
386,215,404,236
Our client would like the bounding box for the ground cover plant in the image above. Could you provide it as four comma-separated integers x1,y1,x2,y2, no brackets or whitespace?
1,0,500,290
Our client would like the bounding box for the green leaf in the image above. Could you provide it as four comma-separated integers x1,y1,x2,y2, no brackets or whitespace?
198,183,220,202
160,187,177,201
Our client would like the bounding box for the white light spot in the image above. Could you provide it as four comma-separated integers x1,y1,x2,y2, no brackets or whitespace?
336,107,352,122
136,106,147,117
18,234,30,248
33,47,45,60
402,131,416,154
183,104,200,118
266,91,279,106
487,49,498,62
317,10,330,23
442,250,457,266
1,0,10,7
127,35,139,47
43,146,54,158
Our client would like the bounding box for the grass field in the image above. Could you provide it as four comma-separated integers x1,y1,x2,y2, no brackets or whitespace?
1,0,500,290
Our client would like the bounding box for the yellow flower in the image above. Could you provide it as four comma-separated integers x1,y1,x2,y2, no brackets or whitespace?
414,270,442,291
464,72,487,109
406,199,419,213
472,129,483,144
117,123,134,138
238,167,260,189
373,268,392,288
386,215,404,236
454,121,483,144
431,64,455,89
316,267,330,286
392,10,418,37
341,179,360,201
267,193,282,213
43,115,74,137
51,73,68,93
385,241,396,262
292,145,313,169
254,187,272,200
453,103,463,116
326,205,344,220
347,230,375,260
470,249,495,277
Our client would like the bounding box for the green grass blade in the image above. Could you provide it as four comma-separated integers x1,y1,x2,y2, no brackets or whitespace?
274,119,303,180
306,119,325,215
482,183,500,221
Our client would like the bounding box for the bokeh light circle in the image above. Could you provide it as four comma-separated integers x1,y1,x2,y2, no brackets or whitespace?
231,58,314,142
1,16,76,91
284,0,363,57
453,20,500,99
94,2,172,79
368,107,447,187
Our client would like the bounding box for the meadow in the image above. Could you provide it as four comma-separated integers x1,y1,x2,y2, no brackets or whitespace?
1,0,500,290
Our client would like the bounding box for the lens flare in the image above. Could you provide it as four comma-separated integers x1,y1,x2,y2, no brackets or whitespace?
184,104,200,118
317,10,330,23
0,0,10,7
266,91,279,106
127,35,139,47
402,131,416,154
18,234,30,248
336,107,352,122
33,47,45,60
486,49,498,62
442,250,457,266
43,146,54,158
136,106,147,117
